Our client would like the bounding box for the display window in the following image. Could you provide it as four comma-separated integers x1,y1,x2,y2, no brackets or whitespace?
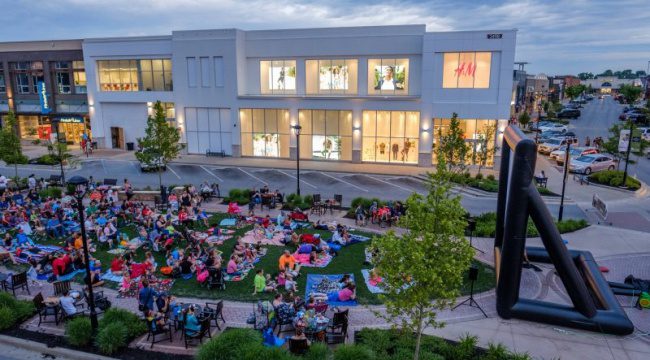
260,60,296,94
432,118,497,166
362,111,419,164
97,59,172,92
442,52,492,89
298,110,352,161
240,109,290,158
306,59,358,95
368,59,408,95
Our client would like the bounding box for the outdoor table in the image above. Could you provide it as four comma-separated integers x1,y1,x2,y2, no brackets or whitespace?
172,303,203,331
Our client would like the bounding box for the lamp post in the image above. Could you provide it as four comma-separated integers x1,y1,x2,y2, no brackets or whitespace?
67,175,98,331
534,104,542,144
558,139,571,221
621,120,634,188
291,124,302,196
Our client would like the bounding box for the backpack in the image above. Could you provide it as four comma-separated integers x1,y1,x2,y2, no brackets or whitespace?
96,298,112,311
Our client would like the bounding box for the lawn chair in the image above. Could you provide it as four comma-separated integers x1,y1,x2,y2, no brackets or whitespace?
53,281,71,297
184,317,212,349
326,316,348,344
203,301,226,330
33,293,59,326
288,338,310,355
146,318,173,348
7,271,30,296
328,309,349,333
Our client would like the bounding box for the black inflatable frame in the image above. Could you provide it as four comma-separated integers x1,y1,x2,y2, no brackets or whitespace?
494,125,633,335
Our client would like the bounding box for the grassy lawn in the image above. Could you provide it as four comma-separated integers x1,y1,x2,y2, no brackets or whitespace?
12,212,495,305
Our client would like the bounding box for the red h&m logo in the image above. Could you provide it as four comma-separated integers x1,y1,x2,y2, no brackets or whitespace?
454,62,476,78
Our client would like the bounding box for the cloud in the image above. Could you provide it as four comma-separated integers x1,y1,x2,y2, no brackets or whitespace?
2,0,649,74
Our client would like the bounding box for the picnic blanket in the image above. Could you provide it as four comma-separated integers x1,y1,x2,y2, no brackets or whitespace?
219,218,237,227
240,229,285,246
205,235,231,246
13,245,63,264
293,251,333,268
305,274,357,306
102,269,124,283
57,269,85,282
361,269,384,294
349,234,371,244
107,248,127,255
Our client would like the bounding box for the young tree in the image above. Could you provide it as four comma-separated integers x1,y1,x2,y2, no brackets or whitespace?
618,84,643,105
601,122,648,168
369,164,474,360
0,111,28,178
436,113,468,174
135,101,183,189
475,123,498,175
564,85,586,100
48,142,74,183
518,111,531,129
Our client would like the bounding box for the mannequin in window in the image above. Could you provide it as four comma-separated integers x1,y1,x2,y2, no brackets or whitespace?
378,142,386,155
277,67,285,89
401,139,412,162
391,143,399,160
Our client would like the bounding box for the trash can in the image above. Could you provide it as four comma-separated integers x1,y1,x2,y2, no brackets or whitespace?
126,142,134,151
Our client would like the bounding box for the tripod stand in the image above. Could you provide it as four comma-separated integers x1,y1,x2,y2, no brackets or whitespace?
452,265,487,317
467,218,485,254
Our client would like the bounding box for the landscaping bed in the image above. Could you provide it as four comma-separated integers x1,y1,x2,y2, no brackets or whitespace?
473,212,589,238
449,172,558,196
588,170,642,190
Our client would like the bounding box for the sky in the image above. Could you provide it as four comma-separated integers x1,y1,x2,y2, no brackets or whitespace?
3,0,649,75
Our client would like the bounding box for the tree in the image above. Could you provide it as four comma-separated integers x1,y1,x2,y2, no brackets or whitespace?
602,123,648,167
135,101,183,189
436,113,468,174
564,85,586,100
618,84,643,105
518,111,531,129
475,123,498,175
369,165,474,360
635,70,647,78
0,111,28,178
577,72,594,80
48,142,75,183
600,69,613,77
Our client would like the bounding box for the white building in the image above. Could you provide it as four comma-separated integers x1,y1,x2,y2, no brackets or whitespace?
83,25,516,167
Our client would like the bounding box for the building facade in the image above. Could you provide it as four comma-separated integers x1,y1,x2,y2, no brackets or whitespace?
582,76,642,95
0,40,89,144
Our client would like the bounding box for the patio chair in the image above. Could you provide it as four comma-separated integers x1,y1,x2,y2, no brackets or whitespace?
326,316,348,344
52,280,71,297
7,271,30,296
288,338,310,355
310,194,322,216
33,293,59,326
184,317,212,349
328,309,349,333
203,301,226,330
333,194,343,212
146,318,173,348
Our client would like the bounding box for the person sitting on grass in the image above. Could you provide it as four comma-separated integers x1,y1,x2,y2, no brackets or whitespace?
226,254,243,276
279,250,301,277
312,283,356,303
253,269,276,295
118,271,132,298
284,273,298,293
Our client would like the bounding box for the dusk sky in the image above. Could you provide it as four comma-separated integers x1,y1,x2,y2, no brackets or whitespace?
4,0,649,75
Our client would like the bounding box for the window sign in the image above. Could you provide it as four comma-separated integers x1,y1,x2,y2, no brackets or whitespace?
442,52,492,89
369,59,408,95
38,81,51,114
306,59,357,94
320,63,348,90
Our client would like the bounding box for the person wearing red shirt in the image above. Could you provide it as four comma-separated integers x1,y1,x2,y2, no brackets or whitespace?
52,253,72,277
178,207,193,227
110,254,125,275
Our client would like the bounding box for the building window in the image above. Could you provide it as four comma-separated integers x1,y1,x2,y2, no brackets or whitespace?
200,57,210,87
240,108,290,157
161,102,176,126
13,62,29,70
187,57,197,88
442,52,491,89
298,110,352,160
0,64,5,93
140,59,172,91
97,60,139,91
306,59,358,95
368,58,409,95
54,61,70,70
214,57,224,87
260,60,296,94
56,72,71,94
432,118,497,166
185,108,232,154
15,73,30,94
73,61,87,94
362,110,419,164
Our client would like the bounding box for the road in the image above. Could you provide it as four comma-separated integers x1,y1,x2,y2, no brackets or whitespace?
565,95,650,184
0,160,586,220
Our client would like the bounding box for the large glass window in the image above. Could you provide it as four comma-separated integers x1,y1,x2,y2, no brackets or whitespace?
185,108,232,154
442,52,492,89
240,109,290,157
362,111,419,164
306,59,358,95
298,110,352,160
368,58,409,95
56,71,71,94
97,59,172,92
15,73,30,94
432,118,497,166
0,63,6,93
260,60,296,94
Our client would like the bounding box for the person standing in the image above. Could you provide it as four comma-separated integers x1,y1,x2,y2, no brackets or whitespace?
0,173,7,196
28,174,36,191
138,280,158,314
585,136,591,147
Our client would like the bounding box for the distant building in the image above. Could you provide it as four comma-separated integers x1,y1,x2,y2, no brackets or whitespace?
582,76,642,95
549,75,580,102
525,73,549,111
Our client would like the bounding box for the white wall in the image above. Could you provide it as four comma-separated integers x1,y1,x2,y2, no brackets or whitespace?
101,102,148,146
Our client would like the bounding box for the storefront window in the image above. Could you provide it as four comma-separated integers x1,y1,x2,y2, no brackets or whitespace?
442,52,491,89
140,59,173,91
18,115,45,140
306,59,358,95
97,59,172,92
0,63,4,93
240,109,290,158
73,61,87,94
362,111,419,164
260,60,296,94
367,58,408,95
15,73,30,94
298,110,352,160
432,118,497,166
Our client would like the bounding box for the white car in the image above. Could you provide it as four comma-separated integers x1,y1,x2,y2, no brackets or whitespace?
538,137,578,155
537,123,568,133
550,146,599,165
639,127,650,141
569,154,617,175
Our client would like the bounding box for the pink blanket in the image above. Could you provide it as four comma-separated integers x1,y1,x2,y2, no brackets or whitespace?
292,252,333,268
240,230,285,246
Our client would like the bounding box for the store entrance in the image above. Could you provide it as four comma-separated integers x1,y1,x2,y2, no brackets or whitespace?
111,127,124,149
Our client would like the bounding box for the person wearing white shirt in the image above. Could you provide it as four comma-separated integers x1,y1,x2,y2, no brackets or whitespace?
0,174,7,196
28,175,36,190
59,290,78,316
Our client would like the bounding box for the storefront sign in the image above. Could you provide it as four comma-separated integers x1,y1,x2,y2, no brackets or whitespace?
487,33,503,39
38,81,51,114
55,116,85,124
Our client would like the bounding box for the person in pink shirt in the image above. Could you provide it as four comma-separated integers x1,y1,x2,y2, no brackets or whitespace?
226,254,242,276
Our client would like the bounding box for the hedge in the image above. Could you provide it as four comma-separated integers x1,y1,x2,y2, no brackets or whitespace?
196,328,263,360
38,187,63,199
94,308,146,355
0,292,35,331
65,316,93,347
223,188,251,205
589,170,641,190
473,212,589,237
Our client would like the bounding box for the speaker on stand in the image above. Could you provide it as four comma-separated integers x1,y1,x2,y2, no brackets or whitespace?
452,264,487,317
467,218,484,254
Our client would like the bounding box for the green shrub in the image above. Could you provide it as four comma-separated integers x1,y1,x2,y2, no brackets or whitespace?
475,173,484,180
223,188,251,205
65,317,93,347
0,307,16,331
98,308,146,339
588,170,641,190
0,292,17,308
95,322,127,355
243,345,293,360
537,186,558,196
474,212,588,237
357,328,393,357
283,193,311,210
33,154,59,165
487,174,496,181
304,343,329,360
484,343,510,360
14,300,35,320
38,187,63,199
333,344,376,360
196,328,263,360
446,334,477,360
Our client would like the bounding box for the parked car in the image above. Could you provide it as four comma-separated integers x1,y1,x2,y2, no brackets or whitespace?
626,112,647,124
639,127,650,141
530,121,552,131
551,146,599,165
137,150,167,172
538,137,579,155
557,108,581,119
569,100,583,108
569,154,617,175
538,123,568,133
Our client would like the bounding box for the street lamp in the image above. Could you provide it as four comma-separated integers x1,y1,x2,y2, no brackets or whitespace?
558,139,571,221
291,124,302,196
52,118,66,184
67,175,98,331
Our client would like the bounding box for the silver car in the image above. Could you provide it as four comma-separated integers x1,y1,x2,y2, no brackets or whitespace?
569,154,617,175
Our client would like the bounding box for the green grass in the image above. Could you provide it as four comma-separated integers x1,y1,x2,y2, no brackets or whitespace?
27,212,495,305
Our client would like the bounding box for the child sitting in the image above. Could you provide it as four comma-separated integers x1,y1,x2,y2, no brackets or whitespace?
285,274,298,293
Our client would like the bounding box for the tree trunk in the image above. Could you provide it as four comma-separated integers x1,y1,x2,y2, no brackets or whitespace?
158,168,163,192
414,313,423,360
14,162,18,178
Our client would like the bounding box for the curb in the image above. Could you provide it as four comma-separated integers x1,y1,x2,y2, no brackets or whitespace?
0,334,116,360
